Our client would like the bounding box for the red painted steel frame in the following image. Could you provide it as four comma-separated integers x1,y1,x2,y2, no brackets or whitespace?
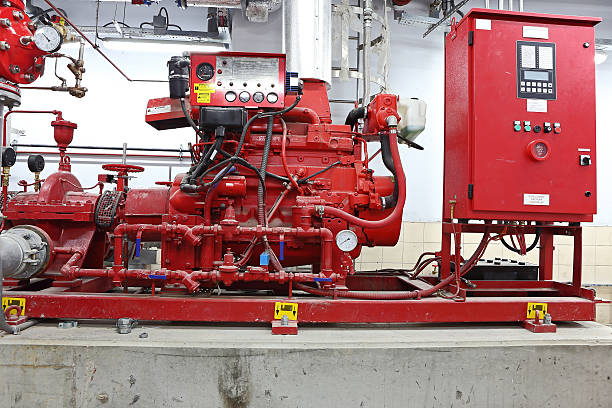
2,286,596,324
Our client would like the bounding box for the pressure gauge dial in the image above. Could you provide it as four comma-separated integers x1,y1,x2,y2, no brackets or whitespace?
195,62,214,81
335,229,358,252
33,25,63,53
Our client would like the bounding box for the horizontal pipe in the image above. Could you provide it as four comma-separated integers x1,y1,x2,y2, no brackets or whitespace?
12,143,185,153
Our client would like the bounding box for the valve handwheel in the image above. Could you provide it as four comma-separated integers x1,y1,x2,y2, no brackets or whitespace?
102,163,145,174
102,163,144,192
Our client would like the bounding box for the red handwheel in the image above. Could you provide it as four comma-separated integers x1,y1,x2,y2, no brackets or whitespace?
102,163,145,191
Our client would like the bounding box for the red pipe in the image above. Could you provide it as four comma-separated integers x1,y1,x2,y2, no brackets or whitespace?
283,107,321,125
354,136,369,169
17,150,185,160
279,117,302,193
308,129,405,229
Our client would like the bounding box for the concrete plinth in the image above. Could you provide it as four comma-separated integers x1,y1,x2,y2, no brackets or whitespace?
0,321,611,408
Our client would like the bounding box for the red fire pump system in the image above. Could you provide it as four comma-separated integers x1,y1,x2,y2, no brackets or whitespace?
0,7,606,333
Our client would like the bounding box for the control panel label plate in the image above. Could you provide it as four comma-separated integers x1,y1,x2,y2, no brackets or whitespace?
475,19,491,30
526,99,547,112
523,26,549,39
524,193,550,206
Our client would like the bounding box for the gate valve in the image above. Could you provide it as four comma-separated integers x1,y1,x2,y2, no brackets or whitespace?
101,163,144,192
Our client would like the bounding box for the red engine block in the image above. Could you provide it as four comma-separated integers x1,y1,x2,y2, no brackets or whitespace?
3,79,403,293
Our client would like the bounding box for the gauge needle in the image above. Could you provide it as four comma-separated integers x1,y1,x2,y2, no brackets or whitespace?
42,34,50,41
340,238,352,245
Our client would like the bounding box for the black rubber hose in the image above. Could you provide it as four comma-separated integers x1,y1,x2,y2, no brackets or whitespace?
501,227,542,254
345,107,366,130
258,116,283,272
258,116,274,226
380,134,399,209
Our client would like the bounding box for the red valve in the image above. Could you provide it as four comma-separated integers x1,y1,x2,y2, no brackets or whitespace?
102,163,145,174
102,164,144,192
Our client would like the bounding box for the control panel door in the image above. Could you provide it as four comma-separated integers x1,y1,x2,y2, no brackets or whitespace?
469,19,596,217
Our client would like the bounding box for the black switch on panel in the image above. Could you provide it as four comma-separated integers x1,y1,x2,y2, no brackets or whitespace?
533,125,542,133
580,155,591,166
544,125,552,133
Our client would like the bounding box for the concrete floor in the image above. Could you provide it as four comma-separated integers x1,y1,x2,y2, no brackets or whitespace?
0,321,611,407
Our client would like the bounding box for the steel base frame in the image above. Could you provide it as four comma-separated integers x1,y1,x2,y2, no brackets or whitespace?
1,277,598,325
0,222,601,325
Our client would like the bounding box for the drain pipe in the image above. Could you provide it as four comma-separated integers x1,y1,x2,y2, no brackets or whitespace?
519,0,524,11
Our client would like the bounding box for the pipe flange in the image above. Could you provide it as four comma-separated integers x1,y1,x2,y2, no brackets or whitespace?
0,225,52,279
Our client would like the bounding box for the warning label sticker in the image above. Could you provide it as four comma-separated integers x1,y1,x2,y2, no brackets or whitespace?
194,83,216,93
197,93,211,104
527,302,548,319
2,297,25,316
274,302,298,321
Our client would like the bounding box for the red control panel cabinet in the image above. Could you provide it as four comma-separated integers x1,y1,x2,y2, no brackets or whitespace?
444,9,601,222
189,52,286,109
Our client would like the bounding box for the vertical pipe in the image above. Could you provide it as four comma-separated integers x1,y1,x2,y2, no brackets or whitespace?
485,0,490,8
283,0,332,85
519,0,524,11
362,0,373,107
498,0,503,9
509,0,513,11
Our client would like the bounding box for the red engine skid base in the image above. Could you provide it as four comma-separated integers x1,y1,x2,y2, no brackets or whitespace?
1,275,598,325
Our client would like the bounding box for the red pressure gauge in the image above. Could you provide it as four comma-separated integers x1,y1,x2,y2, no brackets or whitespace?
526,139,551,161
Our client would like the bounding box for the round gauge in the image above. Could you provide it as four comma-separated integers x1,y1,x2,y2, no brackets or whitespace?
195,62,215,81
335,229,358,252
33,25,63,53
253,92,264,103
267,93,278,103
225,91,237,102
239,91,251,103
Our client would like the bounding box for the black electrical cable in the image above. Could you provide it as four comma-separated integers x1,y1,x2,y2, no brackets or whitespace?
501,227,542,254
103,21,130,28
298,161,342,184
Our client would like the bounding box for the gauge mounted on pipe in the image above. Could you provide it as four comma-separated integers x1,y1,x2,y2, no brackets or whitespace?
335,229,358,252
33,25,63,53
2,147,16,167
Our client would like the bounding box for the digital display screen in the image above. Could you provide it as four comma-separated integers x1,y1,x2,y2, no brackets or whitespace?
524,71,549,81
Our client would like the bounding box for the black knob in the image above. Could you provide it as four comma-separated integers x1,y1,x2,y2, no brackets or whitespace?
533,125,542,133
582,156,591,166
585,191,592,197
544,126,552,133
2,147,16,167
27,154,45,173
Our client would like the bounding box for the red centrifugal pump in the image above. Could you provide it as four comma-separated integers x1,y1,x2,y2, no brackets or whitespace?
0,6,605,332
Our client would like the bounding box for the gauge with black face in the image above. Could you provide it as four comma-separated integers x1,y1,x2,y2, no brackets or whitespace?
195,62,215,81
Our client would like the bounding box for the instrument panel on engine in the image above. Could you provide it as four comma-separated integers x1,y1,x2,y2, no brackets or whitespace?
190,52,286,109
